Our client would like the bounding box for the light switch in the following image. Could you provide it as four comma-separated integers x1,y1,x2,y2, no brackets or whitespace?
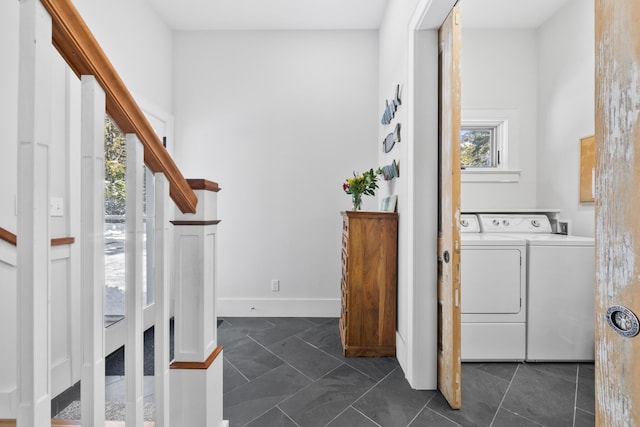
50,197,64,217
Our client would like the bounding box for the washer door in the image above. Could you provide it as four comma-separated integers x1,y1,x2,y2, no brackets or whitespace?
461,248,522,314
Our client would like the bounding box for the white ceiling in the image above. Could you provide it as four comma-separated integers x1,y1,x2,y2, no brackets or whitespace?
146,0,389,31
146,0,571,32
461,0,571,29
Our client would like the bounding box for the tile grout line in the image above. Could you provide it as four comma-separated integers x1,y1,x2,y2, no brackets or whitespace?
572,364,580,427
413,394,465,427
488,363,520,427
245,333,318,383
405,400,430,427
323,366,399,426
276,405,301,427
223,356,252,384
350,406,383,427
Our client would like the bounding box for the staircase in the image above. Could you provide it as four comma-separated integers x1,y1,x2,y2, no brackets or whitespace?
5,0,226,425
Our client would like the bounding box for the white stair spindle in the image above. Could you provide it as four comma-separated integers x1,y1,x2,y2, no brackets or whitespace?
154,173,171,427
16,0,52,424
125,134,144,427
80,74,106,426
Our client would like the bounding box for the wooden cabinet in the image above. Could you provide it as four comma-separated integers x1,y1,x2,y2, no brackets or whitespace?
340,211,398,357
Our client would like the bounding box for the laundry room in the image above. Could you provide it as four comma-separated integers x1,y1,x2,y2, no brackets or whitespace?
458,0,595,362
459,0,594,235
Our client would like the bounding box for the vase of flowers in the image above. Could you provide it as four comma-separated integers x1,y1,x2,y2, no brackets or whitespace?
342,168,382,211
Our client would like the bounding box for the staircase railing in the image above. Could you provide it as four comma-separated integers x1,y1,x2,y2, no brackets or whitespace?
13,0,224,426
40,0,198,215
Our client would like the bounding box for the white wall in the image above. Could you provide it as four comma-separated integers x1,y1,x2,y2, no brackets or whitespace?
378,0,456,390
460,29,538,211
73,0,174,113
537,0,594,237
173,31,379,316
0,0,19,232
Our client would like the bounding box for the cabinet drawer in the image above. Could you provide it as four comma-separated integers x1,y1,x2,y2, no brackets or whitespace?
343,217,349,234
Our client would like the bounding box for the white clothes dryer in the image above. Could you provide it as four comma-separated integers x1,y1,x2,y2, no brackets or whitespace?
478,214,595,361
460,214,527,361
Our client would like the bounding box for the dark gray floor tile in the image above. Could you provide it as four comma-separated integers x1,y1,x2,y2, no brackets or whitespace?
266,317,316,328
269,336,343,380
245,407,298,427
221,317,274,330
345,356,400,382
526,362,578,383
304,317,336,325
279,364,376,427
224,337,284,380
224,357,249,394
353,367,433,426
574,408,595,427
326,407,380,427
250,318,317,347
427,363,510,427
409,407,461,427
467,362,518,383
501,364,576,427
576,363,595,414
218,318,275,351
224,364,311,427
296,321,344,358
491,408,542,427
218,325,258,351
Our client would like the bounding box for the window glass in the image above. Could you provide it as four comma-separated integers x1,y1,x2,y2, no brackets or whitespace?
460,126,497,168
105,116,126,326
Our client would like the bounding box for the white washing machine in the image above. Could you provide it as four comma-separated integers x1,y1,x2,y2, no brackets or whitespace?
478,214,595,361
460,214,527,361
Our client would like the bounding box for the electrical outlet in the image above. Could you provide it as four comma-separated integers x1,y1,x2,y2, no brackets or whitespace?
271,279,280,292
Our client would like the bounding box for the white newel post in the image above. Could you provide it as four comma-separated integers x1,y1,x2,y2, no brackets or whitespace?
80,75,106,426
16,0,52,425
125,134,145,427
154,173,171,427
170,180,226,427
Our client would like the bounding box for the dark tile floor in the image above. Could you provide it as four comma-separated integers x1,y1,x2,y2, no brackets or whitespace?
220,317,595,427
52,317,595,426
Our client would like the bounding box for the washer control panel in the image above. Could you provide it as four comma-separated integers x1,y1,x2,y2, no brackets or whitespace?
478,214,552,233
460,214,480,233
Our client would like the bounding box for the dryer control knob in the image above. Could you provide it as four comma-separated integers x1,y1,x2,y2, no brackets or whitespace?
461,219,468,227
531,219,540,227
502,219,510,226
492,219,500,226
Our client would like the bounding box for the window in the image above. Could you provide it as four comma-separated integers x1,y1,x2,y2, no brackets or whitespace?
460,119,506,169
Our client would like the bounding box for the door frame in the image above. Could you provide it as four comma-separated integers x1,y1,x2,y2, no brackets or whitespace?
404,0,457,390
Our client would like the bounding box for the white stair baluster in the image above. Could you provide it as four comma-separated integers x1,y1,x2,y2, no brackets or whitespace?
125,134,144,427
80,74,107,426
16,0,52,425
154,173,171,427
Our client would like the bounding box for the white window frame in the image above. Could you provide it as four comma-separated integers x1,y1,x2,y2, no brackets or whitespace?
460,120,504,169
461,109,521,183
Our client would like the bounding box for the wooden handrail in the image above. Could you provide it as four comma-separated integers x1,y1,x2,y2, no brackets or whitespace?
0,228,17,246
40,0,198,214
0,227,75,247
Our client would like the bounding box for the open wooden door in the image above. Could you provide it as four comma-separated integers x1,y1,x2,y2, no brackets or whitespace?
437,5,462,410
595,1,640,424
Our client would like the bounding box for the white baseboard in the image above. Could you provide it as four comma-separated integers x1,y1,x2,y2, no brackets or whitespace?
217,298,340,318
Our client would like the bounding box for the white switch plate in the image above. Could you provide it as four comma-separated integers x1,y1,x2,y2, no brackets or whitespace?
271,279,280,292
50,197,64,217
